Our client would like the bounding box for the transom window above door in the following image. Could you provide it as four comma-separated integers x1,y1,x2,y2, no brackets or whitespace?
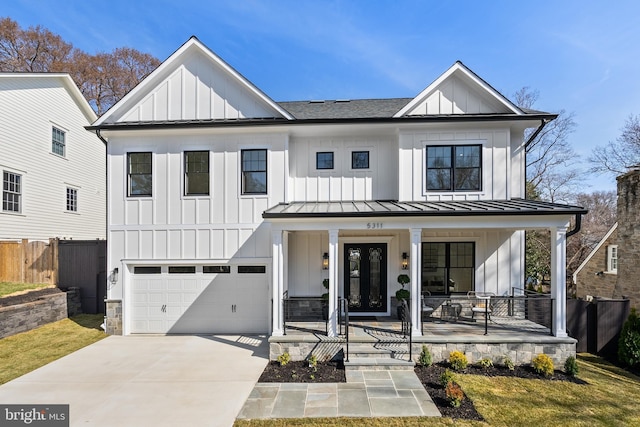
426,145,481,191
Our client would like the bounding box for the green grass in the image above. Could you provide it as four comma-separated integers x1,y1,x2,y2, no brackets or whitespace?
0,314,106,385
234,354,640,427
0,282,53,298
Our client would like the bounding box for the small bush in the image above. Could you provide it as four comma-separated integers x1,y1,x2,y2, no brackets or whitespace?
418,345,433,367
479,357,493,369
440,368,455,387
532,353,554,377
308,354,318,371
445,382,465,407
503,356,515,371
277,352,291,366
449,350,468,371
564,356,579,377
618,308,640,368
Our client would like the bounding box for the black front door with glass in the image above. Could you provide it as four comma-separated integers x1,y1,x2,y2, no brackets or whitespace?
344,243,387,313
421,242,475,295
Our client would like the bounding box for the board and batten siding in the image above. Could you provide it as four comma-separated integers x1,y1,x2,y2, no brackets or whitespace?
0,76,105,240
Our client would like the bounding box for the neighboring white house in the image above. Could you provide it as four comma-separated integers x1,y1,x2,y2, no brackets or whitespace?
0,73,105,241
91,37,586,337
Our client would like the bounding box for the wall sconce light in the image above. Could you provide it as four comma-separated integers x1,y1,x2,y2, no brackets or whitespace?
401,252,409,270
109,267,119,284
322,253,329,270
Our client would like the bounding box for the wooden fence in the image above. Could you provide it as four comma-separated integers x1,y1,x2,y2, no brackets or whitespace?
0,239,58,284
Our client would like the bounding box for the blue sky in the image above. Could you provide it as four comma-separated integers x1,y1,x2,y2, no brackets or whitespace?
5,1,640,192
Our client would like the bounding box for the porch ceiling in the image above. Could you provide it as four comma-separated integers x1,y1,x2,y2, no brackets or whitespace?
262,198,587,219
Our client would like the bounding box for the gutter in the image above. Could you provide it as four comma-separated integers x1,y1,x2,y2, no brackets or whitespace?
524,118,551,148
566,213,582,238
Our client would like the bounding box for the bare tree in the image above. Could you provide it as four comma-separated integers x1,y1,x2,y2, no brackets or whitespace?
590,114,640,175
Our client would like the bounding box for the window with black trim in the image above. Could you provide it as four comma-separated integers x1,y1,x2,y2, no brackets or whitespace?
52,127,66,157
241,149,267,194
421,242,475,294
351,151,369,169
2,171,21,213
133,266,161,274
127,152,152,197
316,152,334,170
426,145,481,191
238,265,266,274
203,265,231,274
184,151,209,195
66,187,77,212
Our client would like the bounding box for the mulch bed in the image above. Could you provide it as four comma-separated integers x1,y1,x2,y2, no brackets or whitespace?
258,360,346,383
0,287,62,308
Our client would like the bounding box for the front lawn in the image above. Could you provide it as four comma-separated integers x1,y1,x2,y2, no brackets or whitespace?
0,282,53,298
0,314,106,385
234,355,640,426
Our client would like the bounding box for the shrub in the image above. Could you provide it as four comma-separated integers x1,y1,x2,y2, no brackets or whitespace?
449,350,468,371
503,356,515,371
445,382,465,407
479,357,493,369
532,353,554,377
308,354,318,371
618,308,640,368
564,356,579,377
418,345,433,367
277,352,291,366
440,368,455,387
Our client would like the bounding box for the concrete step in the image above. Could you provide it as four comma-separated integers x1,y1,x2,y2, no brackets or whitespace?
344,357,415,371
347,343,409,359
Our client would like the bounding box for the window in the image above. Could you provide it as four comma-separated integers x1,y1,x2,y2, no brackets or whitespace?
421,242,475,294
133,266,161,274
426,145,481,191
52,127,66,157
2,171,21,213
316,152,334,170
184,151,209,195
241,149,267,194
66,187,77,212
607,245,618,273
168,266,196,274
203,265,231,274
127,152,152,197
238,265,266,274
352,151,369,169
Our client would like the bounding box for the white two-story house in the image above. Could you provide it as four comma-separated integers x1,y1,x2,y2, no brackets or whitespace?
92,37,585,339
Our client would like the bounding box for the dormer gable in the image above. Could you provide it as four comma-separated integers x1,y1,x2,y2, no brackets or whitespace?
94,37,292,126
394,61,523,117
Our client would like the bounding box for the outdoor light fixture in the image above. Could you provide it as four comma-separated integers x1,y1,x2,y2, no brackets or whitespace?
109,267,119,284
322,253,329,270
401,252,409,270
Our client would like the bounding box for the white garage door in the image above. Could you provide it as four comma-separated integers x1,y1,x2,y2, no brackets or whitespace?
129,265,269,334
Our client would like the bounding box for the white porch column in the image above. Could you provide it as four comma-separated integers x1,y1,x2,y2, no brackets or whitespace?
550,226,568,337
410,228,422,337
328,229,339,337
271,230,284,336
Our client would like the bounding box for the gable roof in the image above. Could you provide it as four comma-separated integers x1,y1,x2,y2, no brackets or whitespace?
0,73,97,122
278,98,412,119
572,222,618,282
93,36,293,127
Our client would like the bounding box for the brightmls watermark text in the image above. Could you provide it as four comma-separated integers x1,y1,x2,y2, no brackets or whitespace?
1,405,69,426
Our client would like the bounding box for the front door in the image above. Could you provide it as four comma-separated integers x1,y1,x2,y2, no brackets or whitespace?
344,243,387,313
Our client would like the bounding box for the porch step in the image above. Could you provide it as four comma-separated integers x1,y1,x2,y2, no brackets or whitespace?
347,343,409,359
344,357,415,371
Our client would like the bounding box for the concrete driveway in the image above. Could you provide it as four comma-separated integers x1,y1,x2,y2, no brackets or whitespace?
0,335,269,427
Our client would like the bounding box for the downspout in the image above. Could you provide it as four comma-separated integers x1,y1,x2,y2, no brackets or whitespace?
96,128,109,327
524,118,551,149
566,213,582,238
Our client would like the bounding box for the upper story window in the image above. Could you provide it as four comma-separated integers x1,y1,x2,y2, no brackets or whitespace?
127,152,152,197
607,245,618,273
184,151,209,196
316,152,334,170
52,127,66,157
352,151,369,169
241,149,267,194
66,187,77,212
2,171,21,213
426,145,481,191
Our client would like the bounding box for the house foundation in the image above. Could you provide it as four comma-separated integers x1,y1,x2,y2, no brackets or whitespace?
105,299,123,335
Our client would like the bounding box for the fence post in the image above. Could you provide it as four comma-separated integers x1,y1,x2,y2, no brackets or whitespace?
21,239,28,283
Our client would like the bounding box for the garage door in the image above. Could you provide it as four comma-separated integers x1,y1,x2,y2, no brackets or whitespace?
129,265,269,334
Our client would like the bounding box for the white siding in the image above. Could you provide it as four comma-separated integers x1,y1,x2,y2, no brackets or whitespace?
0,76,105,240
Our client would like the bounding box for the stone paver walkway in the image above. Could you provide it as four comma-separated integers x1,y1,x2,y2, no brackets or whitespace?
237,369,440,420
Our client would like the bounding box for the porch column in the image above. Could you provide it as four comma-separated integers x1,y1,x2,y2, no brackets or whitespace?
410,228,422,337
550,226,568,337
271,229,284,336
328,229,339,337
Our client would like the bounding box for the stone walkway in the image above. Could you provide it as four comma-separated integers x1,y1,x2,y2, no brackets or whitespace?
237,369,440,419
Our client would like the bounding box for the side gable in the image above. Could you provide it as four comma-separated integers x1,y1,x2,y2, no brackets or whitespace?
394,61,523,117
94,37,292,125
573,222,618,282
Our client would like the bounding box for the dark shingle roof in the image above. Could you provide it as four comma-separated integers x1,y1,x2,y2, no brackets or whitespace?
277,98,413,120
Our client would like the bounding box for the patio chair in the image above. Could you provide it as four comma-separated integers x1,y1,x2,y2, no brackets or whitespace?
468,291,495,320
421,291,435,321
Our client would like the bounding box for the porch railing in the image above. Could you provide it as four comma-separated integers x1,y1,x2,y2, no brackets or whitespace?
282,292,328,336
400,299,413,361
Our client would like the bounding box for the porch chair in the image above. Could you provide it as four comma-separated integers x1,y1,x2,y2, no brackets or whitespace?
468,291,495,320
421,291,435,320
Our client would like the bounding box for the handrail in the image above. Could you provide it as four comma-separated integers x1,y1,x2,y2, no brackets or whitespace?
400,299,412,362
282,291,288,335
342,298,349,363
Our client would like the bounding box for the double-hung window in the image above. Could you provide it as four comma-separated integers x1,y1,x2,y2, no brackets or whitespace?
52,127,66,157
2,171,21,213
421,242,475,294
184,151,209,195
127,152,152,197
426,145,481,191
607,245,618,273
241,149,267,194
66,187,78,212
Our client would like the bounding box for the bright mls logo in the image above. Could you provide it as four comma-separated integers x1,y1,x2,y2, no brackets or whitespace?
1,405,69,426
